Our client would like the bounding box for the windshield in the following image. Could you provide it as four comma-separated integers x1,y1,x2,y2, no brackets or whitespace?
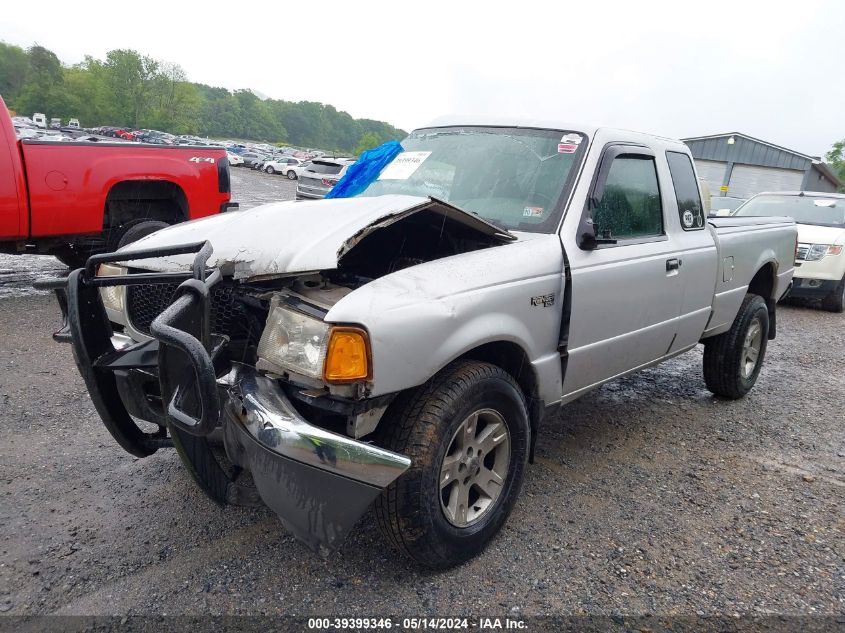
710,196,745,212
735,194,844,226
356,126,585,233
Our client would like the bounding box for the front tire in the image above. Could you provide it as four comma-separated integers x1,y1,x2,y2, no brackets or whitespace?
286,170,297,180
265,166,275,174
703,294,769,399
821,275,845,313
374,360,529,569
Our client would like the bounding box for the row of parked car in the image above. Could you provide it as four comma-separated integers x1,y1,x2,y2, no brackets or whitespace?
226,145,357,199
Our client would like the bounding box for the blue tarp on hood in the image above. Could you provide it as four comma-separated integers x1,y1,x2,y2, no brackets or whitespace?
325,140,403,199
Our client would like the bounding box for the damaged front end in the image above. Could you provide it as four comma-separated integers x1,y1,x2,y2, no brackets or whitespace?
38,241,409,553
38,197,512,555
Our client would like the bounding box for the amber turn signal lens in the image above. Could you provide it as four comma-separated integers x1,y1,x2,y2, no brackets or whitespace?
324,327,370,383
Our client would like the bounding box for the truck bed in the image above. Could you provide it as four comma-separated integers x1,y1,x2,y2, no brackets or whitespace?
704,215,796,338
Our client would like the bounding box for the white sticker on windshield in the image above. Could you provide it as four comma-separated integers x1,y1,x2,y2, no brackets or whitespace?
378,151,432,180
560,133,582,144
814,199,836,207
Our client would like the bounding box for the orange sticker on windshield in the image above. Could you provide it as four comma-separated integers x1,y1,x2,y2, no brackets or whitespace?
558,143,578,154
523,206,544,217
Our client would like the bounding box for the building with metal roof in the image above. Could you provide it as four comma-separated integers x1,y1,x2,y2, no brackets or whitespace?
682,132,841,200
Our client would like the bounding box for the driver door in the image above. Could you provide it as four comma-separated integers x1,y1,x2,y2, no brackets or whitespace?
561,145,685,398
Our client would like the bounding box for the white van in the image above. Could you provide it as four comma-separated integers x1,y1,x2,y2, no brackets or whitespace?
32,113,47,129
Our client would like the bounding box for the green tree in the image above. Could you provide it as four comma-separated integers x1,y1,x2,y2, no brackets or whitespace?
103,49,160,127
825,140,845,192
15,45,64,116
0,41,404,149
353,131,382,156
144,63,201,133
0,42,29,105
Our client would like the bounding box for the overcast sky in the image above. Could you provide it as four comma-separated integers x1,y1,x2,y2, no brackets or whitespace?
3,0,843,156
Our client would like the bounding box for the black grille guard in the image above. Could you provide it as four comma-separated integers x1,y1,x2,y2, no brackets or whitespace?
36,242,414,545
35,241,225,443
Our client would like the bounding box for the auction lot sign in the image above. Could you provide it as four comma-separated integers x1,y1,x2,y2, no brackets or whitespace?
1,616,842,632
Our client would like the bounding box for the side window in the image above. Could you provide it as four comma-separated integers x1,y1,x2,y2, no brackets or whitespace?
593,155,663,240
666,151,705,230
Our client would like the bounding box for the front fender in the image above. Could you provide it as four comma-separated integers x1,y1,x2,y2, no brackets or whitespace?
326,235,565,401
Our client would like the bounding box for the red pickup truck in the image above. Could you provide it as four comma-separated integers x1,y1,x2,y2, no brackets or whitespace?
0,96,234,268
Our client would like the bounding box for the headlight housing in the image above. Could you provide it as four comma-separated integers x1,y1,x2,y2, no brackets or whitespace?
257,298,331,379
256,296,371,383
804,244,843,261
96,263,127,313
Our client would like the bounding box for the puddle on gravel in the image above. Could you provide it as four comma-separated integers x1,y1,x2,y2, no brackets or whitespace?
0,253,68,299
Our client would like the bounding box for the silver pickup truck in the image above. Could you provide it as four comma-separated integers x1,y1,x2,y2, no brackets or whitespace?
41,118,797,568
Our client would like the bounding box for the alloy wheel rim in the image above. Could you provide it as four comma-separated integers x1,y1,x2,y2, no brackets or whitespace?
439,408,511,528
741,317,763,379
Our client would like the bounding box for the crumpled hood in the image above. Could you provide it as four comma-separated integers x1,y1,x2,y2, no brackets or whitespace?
796,223,845,246
119,194,514,278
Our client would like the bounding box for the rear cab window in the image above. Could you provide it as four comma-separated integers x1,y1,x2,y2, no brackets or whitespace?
666,151,705,230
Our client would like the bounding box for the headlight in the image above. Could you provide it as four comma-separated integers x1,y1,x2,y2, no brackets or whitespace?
96,264,126,312
805,244,843,261
257,297,371,383
257,299,331,379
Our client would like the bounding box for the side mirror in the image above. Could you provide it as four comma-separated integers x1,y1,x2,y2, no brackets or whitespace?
577,217,617,250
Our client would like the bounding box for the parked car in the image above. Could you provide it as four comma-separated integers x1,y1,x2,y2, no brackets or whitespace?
734,191,844,311
263,156,307,179
49,118,62,129
14,127,40,140
12,116,35,128
227,152,244,166
710,196,746,216
67,118,81,130
32,112,47,129
296,158,355,199
0,96,235,268
38,117,796,568
240,151,268,168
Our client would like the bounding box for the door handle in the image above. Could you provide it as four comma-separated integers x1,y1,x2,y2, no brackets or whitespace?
666,258,682,272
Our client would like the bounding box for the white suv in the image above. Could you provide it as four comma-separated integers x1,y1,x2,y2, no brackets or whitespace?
734,191,845,312
263,157,308,179
296,158,355,199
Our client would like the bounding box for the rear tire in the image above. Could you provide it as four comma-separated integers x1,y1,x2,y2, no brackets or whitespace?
374,360,529,569
703,294,769,399
286,170,297,180
821,276,845,313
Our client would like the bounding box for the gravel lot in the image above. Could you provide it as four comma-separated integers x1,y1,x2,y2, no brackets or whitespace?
0,167,842,618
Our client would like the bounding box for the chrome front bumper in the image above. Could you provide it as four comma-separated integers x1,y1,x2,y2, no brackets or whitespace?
222,365,411,554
